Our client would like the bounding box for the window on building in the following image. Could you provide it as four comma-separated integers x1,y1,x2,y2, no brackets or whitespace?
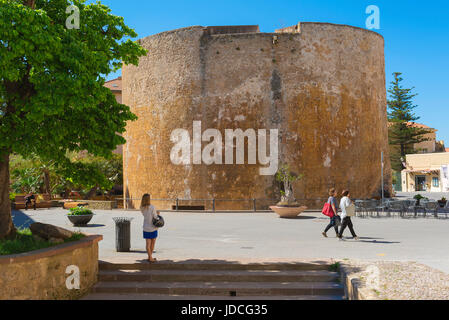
432,177,440,188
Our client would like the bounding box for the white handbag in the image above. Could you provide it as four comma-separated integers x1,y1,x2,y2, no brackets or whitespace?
345,203,356,217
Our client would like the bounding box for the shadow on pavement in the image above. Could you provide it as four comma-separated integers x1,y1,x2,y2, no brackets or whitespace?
359,240,400,244
130,250,147,254
80,224,106,228
11,210,36,229
100,258,334,266
281,215,316,220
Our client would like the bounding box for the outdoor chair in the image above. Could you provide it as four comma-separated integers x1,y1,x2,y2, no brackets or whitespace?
404,199,418,218
375,199,392,217
354,200,365,218
388,200,406,218
375,199,386,213
436,200,449,219
416,199,430,218
355,200,374,218
363,199,379,217
424,201,439,218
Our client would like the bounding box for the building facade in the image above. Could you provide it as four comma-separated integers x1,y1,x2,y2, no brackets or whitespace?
408,122,445,154
122,22,391,210
401,153,449,192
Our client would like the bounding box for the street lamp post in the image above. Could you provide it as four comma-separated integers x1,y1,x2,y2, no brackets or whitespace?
381,151,385,207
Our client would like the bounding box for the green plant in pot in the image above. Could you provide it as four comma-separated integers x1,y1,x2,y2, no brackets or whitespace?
275,164,303,207
413,194,428,205
438,197,447,208
67,207,94,226
270,164,307,218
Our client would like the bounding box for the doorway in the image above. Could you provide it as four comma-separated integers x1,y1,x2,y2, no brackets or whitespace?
415,175,427,191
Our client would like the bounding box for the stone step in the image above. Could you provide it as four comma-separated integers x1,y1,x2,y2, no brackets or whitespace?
91,281,344,296
99,269,339,283
82,293,344,300
99,261,332,271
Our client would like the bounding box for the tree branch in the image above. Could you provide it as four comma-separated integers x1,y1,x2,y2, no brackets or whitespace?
22,0,35,9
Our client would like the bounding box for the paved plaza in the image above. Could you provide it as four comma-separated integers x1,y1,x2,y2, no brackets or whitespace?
11,208,449,273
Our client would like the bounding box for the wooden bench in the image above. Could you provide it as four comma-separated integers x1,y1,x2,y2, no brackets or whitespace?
13,194,53,210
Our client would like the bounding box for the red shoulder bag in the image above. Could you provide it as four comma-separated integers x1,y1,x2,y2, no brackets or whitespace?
322,202,335,218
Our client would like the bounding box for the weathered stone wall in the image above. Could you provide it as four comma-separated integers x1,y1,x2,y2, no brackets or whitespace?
84,200,117,210
123,23,391,210
0,235,102,300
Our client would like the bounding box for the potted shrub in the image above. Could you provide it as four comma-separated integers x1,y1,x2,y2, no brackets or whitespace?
270,164,308,218
414,194,427,206
67,207,94,226
438,197,447,208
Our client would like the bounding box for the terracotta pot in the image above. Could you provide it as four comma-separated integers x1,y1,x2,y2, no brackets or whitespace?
270,206,308,218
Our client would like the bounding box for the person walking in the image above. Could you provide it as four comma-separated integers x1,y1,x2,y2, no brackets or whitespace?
338,190,359,241
140,194,160,262
322,188,340,238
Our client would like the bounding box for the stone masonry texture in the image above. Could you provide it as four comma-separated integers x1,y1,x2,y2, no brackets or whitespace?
122,22,391,210
0,237,100,300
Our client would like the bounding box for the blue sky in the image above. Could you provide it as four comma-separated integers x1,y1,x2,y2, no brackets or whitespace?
96,0,449,143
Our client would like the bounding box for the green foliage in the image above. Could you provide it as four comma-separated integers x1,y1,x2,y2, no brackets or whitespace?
0,228,85,255
9,152,123,196
0,0,146,161
388,73,432,171
413,194,427,201
275,164,303,184
275,164,302,204
68,207,93,216
11,167,42,193
9,192,16,201
329,262,340,272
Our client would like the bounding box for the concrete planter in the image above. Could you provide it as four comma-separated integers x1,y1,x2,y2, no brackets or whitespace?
67,214,94,226
270,206,308,218
0,234,102,300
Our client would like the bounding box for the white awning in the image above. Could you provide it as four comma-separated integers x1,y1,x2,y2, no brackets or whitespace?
404,169,440,174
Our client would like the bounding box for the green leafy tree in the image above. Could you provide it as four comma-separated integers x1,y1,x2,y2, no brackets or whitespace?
0,0,146,239
11,167,42,193
388,73,431,171
10,154,56,195
275,164,303,205
9,152,124,198
61,153,123,199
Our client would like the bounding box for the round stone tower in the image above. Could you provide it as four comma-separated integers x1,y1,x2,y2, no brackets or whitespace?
122,22,391,210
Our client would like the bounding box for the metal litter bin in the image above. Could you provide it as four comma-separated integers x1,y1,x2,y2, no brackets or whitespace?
113,217,133,252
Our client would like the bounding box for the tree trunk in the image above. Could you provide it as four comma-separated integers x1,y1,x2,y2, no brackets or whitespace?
84,185,98,200
0,151,16,240
43,169,51,198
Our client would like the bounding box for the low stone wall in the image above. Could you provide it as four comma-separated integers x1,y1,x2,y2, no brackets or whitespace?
340,260,449,300
0,234,102,300
339,262,378,300
84,200,117,210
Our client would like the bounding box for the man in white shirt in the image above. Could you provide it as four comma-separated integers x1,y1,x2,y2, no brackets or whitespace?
338,190,359,241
